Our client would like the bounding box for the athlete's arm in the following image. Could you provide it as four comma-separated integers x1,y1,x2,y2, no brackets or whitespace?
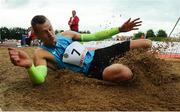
27,48,48,84
8,47,50,85
61,18,142,42
28,47,58,84
61,27,119,42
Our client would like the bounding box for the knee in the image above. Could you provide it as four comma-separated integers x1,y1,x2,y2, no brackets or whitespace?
144,39,152,48
103,64,133,82
119,68,133,81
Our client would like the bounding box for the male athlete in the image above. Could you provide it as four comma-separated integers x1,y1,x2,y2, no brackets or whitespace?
9,15,152,84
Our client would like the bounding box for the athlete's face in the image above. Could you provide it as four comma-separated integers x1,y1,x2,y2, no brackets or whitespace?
33,20,56,46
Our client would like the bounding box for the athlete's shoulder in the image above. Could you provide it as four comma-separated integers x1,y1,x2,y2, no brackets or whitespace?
60,30,73,36
60,30,81,41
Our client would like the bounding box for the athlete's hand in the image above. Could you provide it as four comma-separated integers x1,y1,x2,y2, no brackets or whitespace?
120,18,142,32
8,48,32,68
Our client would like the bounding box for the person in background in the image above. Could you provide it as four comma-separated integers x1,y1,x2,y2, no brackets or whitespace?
28,27,39,46
68,10,79,32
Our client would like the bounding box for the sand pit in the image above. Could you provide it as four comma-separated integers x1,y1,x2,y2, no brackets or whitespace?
0,47,180,111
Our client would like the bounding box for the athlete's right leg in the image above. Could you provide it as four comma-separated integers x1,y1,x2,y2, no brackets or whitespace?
87,41,132,80
130,39,152,49
102,63,133,82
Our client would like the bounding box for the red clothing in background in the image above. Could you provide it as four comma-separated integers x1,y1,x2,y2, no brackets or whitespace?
28,31,36,40
68,16,79,32
30,32,36,40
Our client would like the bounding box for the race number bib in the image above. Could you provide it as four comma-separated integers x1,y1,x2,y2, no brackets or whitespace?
62,41,88,67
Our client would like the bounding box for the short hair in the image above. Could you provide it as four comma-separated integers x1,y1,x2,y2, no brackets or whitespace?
31,15,48,26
